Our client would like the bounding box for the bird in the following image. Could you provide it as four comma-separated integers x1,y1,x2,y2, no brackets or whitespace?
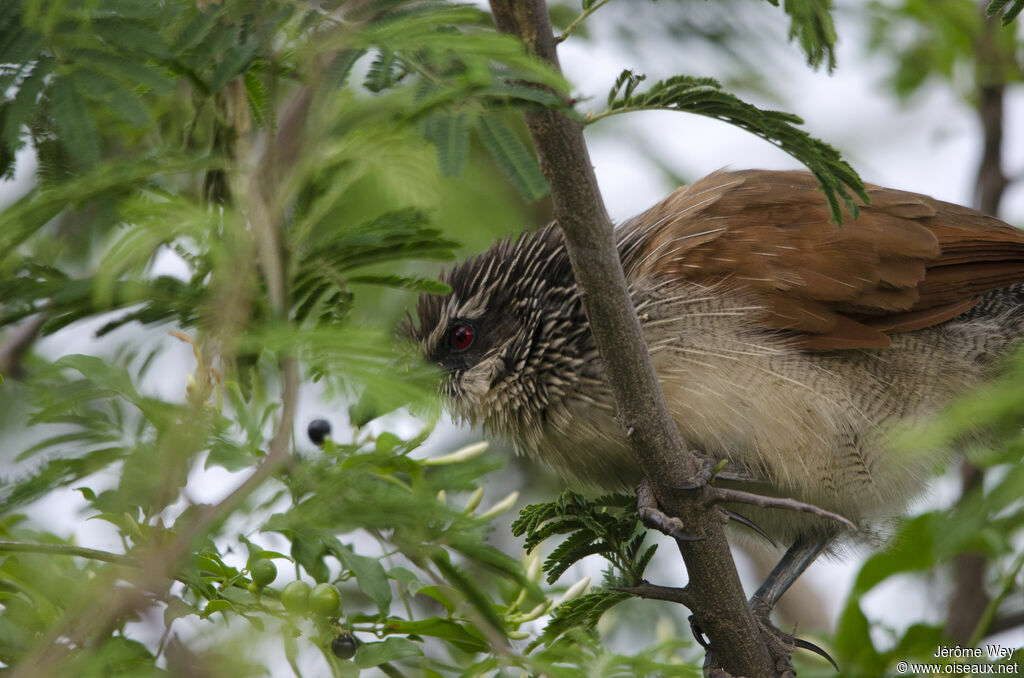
408,168,1024,642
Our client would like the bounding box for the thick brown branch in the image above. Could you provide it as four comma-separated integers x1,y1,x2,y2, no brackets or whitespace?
486,2,776,675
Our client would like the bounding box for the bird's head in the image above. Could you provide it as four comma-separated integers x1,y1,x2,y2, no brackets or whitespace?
406,225,593,439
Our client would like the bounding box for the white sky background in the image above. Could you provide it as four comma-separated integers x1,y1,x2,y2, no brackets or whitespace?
2,0,1023,668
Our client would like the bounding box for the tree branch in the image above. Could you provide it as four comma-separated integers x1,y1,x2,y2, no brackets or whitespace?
0,540,137,566
614,581,695,607
949,3,1017,642
486,2,776,675
0,314,45,378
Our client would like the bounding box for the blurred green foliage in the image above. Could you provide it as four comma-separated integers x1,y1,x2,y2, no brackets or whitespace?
0,0,1021,676
866,0,1023,100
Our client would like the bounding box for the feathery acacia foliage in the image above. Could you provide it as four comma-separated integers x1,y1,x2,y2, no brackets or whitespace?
596,69,866,222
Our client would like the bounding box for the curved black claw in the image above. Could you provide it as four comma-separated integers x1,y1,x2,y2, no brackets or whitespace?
794,636,839,672
722,509,777,547
688,614,710,649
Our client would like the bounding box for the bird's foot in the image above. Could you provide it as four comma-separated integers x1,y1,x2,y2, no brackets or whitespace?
689,602,837,678
637,464,779,546
636,477,704,543
750,596,838,674
690,613,786,678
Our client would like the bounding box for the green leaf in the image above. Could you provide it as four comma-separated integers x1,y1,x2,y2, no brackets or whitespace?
4,58,50,151
353,637,423,668
205,437,255,472
383,617,488,653
93,17,170,59
544,530,607,583
333,544,393,615
364,49,403,92
600,72,865,223
429,111,470,177
73,67,151,127
209,40,260,92
529,589,630,650
780,0,838,71
0,25,44,70
430,551,505,636
476,112,549,201
66,47,174,93
834,600,883,672
169,5,225,54
202,599,235,617
49,76,99,169
414,585,455,613
607,69,646,108
988,0,1024,24
244,71,271,130
324,49,365,89
348,274,450,295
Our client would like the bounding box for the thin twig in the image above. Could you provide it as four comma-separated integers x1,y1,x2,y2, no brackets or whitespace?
0,540,137,566
0,314,45,377
555,0,609,43
968,548,1024,648
613,581,694,607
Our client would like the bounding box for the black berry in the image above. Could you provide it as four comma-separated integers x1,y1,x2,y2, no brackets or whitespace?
331,633,358,660
307,418,332,446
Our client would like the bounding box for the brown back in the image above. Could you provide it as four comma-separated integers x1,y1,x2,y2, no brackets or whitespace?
618,170,1024,349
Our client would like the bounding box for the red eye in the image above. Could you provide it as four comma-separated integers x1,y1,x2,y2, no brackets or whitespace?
450,324,474,351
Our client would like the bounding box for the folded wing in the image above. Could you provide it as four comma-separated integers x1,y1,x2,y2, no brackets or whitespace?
618,169,1024,349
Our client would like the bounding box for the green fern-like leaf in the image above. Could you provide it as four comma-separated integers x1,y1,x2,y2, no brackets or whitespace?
208,39,260,92
291,209,456,326
528,589,631,650
348,274,450,295
544,531,609,583
92,16,171,60
4,58,50,152
606,69,646,108
778,0,838,71
600,71,866,223
48,76,100,170
243,71,271,131
73,68,151,127
512,491,654,585
476,112,550,201
65,47,174,93
365,49,405,92
988,0,1024,24
428,110,471,177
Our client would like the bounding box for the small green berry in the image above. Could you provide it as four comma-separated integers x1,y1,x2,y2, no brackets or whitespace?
309,582,341,617
281,580,311,613
251,559,277,588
